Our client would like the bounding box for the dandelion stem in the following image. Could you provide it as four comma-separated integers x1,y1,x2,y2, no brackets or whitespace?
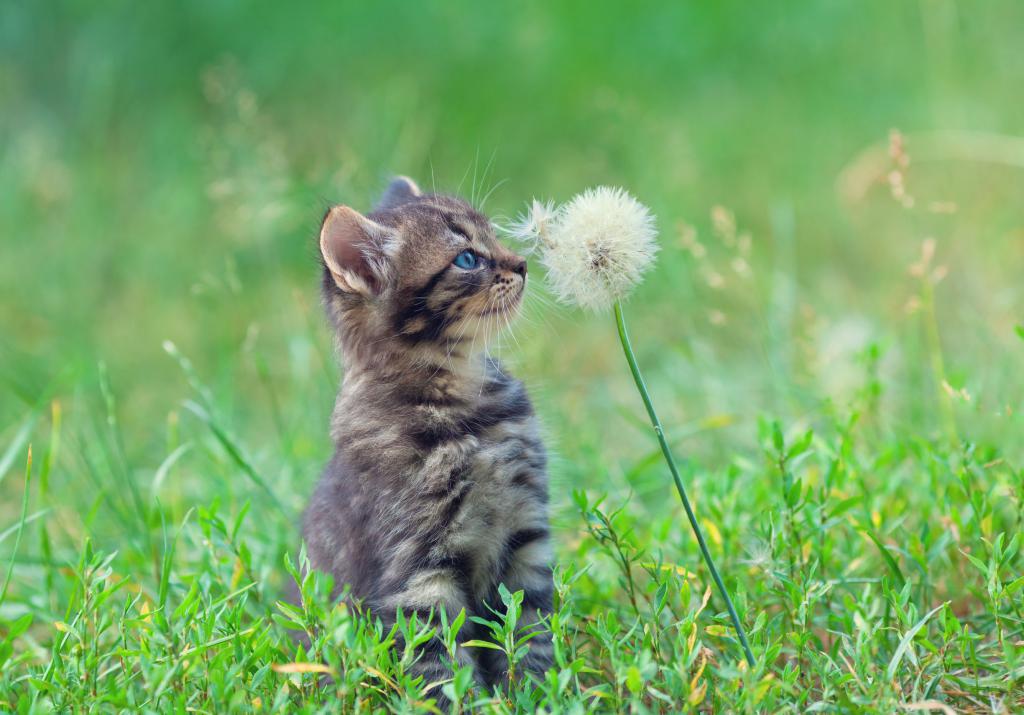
613,301,756,667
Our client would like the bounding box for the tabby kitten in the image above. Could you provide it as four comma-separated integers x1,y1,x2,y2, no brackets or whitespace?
301,177,552,696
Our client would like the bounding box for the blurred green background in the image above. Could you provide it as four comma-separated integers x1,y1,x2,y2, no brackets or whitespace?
2,0,1023,535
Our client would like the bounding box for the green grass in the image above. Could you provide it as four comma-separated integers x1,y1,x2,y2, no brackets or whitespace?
2,0,1024,711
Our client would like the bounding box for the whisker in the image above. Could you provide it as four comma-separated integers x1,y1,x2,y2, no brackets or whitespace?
479,176,508,210
476,150,499,208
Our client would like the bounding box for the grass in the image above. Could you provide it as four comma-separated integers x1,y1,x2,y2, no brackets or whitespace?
2,0,1024,711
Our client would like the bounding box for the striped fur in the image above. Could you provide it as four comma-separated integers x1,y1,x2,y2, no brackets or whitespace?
302,178,552,699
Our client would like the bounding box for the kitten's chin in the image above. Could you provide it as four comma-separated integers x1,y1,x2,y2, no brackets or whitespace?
477,303,519,319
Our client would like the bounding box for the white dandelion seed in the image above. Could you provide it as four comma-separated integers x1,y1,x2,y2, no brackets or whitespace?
504,198,560,254
540,186,659,311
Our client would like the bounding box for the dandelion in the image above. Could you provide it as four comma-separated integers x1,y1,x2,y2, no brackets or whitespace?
511,186,657,311
514,186,756,667
546,187,657,310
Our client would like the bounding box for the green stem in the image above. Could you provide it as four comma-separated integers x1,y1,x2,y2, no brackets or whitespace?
613,301,756,667
921,278,958,445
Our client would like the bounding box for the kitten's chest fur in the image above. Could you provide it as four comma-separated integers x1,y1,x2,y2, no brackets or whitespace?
303,357,549,608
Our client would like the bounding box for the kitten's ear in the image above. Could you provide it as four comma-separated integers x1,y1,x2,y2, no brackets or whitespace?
377,175,421,210
319,206,396,296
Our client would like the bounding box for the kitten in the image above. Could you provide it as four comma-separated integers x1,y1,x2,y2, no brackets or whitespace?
301,177,552,699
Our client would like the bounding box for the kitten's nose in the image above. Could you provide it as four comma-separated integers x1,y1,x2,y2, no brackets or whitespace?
512,259,527,277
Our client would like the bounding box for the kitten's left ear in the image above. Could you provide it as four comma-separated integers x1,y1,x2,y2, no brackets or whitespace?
319,206,397,296
377,175,421,210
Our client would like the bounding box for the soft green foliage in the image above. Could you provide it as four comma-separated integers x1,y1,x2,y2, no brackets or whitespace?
2,1,1023,712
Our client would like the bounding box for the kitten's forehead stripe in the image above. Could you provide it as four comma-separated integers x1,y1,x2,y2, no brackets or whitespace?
448,229,472,246
444,216,473,239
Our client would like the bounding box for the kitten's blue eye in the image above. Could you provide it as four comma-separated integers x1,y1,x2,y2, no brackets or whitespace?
453,250,480,270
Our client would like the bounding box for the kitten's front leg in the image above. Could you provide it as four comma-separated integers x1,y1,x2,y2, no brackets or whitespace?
376,567,478,709
479,530,555,688
375,438,483,706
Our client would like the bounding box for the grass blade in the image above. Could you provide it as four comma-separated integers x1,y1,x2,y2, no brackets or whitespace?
0,509,50,546
151,442,193,494
183,401,287,517
865,530,906,589
886,602,947,681
0,446,32,609
0,415,36,487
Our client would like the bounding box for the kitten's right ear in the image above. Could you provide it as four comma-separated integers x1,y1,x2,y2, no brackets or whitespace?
377,175,421,210
319,206,396,296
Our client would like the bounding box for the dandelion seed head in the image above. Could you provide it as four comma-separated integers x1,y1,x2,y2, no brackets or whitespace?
541,186,658,311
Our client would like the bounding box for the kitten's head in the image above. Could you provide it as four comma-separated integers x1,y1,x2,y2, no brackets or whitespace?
319,176,527,365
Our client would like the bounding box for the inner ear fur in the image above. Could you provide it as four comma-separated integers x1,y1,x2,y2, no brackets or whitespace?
319,206,395,296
